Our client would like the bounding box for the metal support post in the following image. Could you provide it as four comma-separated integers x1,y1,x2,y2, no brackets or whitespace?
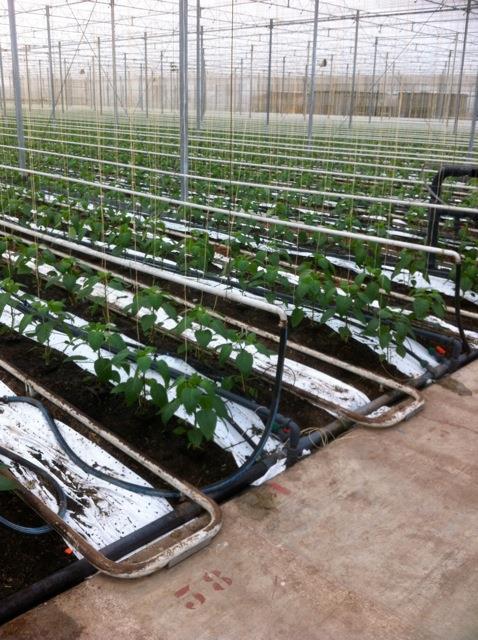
249,44,253,118
160,50,164,113
0,46,6,115
97,36,103,115
7,0,25,170
266,19,273,126
280,55,285,115
453,0,471,134
201,26,206,119
328,52,333,116
38,59,44,109
63,57,68,109
196,0,201,128
303,40,310,119
91,58,96,110
381,51,388,119
239,57,243,113
110,0,118,125
468,71,478,157
447,33,458,124
139,63,143,110
307,0,319,145
368,36,378,122
123,52,127,113
46,5,55,120
58,42,64,112
24,45,31,112
348,10,359,128
144,32,148,117
179,0,189,200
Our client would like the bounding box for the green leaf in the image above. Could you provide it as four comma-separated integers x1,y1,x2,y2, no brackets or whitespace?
35,321,53,344
140,314,156,334
235,349,253,376
94,357,114,383
218,343,233,365
87,331,105,351
413,297,429,320
136,354,152,373
149,379,168,409
161,397,181,424
196,409,217,440
187,428,203,447
290,307,304,328
181,387,201,414
195,328,213,348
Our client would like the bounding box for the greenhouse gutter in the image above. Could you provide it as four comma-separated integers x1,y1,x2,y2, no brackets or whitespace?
1,347,477,624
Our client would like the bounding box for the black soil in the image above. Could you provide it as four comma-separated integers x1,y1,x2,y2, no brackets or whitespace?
0,492,75,599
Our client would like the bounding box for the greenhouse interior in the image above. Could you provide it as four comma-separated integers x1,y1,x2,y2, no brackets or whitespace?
0,0,476,637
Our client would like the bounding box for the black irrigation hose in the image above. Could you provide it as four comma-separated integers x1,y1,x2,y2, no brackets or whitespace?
0,325,287,499
0,445,67,535
0,312,288,500
454,262,470,353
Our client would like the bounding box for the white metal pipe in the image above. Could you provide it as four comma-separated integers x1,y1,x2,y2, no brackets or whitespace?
0,216,288,324
6,0,25,171
0,164,463,265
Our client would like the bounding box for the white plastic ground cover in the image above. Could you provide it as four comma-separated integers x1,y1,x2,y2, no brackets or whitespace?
1,214,436,377
0,379,172,553
0,295,281,467
208,255,437,378
328,255,478,306
15,254,371,412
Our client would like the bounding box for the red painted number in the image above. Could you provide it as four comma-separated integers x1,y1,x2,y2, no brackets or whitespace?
174,585,206,610
174,570,233,609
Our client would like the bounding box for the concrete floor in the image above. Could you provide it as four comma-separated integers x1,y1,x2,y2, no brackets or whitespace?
1,360,478,640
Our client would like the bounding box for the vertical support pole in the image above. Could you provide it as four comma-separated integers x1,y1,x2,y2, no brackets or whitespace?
239,57,243,113
123,52,127,113
447,33,458,124
7,0,25,170
381,52,388,119
249,44,253,118
196,0,201,128
169,64,173,111
85,63,90,107
467,71,478,157
97,36,103,115
110,0,118,125
440,50,451,120
144,32,148,117
368,36,378,123
179,0,189,200
38,59,44,109
348,10,359,129
201,25,206,119
266,19,273,126
303,40,310,119
0,46,6,115
46,5,55,121
24,45,31,112
453,0,471,135
328,52,333,117
63,57,68,109
307,0,319,145
139,63,143,110
92,56,96,111
160,50,164,113
280,55,285,115
58,42,64,112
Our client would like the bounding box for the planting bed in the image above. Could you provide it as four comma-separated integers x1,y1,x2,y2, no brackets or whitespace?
0,112,476,614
